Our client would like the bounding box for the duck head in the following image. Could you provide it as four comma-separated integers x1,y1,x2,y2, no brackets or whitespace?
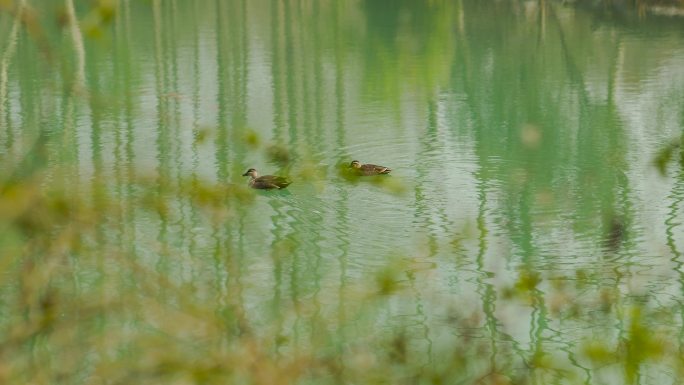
242,168,258,178
349,160,361,169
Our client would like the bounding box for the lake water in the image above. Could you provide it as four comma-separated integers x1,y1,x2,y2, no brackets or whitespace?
2,1,684,384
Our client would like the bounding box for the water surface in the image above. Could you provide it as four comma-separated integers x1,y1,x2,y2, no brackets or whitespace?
2,1,684,383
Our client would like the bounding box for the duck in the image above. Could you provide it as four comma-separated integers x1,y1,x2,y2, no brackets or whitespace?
242,168,292,189
349,160,392,176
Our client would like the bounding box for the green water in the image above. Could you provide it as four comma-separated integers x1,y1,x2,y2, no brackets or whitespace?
1,1,684,384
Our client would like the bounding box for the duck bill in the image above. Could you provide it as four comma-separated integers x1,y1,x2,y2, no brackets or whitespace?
242,172,249,176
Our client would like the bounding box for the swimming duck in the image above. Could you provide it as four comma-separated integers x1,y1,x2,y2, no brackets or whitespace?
349,160,392,176
242,168,291,189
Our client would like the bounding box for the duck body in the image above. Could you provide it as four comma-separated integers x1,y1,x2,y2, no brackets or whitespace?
349,160,392,176
242,168,291,189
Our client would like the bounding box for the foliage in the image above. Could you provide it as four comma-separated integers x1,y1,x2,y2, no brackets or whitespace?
1,0,683,384
654,136,683,176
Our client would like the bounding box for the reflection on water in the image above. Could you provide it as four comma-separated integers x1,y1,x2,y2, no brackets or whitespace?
2,0,684,383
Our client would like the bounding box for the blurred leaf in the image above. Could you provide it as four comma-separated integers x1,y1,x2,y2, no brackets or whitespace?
97,0,116,23
582,340,615,364
370,174,408,195
388,333,407,363
514,269,541,293
193,127,213,145
653,140,680,176
266,143,290,166
375,266,403,295
242,129,260,148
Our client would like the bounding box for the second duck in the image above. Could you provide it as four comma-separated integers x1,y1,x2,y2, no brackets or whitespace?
349,160,392,176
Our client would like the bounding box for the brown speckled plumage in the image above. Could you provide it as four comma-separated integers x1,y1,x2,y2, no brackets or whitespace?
349,160,392,176
242,168,291,189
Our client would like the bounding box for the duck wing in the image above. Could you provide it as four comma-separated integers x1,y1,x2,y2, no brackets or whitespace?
362,164,391,175
255,175,291,189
